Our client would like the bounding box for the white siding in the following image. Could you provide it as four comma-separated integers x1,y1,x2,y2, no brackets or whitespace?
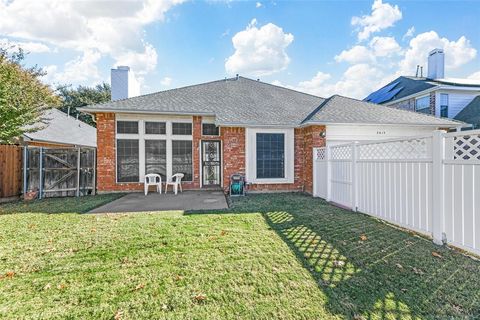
435,90,479,118
326,124,436,146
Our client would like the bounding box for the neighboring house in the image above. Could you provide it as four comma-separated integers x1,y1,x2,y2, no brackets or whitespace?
22,108,96,148
79,69,463,194
365,48,480,128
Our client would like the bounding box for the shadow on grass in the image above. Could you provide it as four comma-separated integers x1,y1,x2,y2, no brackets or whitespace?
0,193,126,215
189,193,480,319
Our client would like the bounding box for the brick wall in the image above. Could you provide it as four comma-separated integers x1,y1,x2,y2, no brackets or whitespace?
429,92,436,115
95,113,325,194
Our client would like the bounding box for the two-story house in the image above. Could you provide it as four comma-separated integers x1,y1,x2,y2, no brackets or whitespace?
365,48,480,128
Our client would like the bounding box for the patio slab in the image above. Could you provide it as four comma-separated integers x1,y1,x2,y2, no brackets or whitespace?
89,190,228,213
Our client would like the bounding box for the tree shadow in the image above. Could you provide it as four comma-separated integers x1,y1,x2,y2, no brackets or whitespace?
239,193,480,319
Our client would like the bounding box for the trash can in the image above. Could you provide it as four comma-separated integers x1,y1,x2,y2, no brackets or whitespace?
229,174,245,196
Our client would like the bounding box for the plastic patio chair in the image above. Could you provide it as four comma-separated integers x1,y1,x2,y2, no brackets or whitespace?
165,173,184,195
144,173,162,195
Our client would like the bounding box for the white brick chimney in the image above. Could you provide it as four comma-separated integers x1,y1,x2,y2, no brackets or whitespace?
427,48,445,79
111,66,140,101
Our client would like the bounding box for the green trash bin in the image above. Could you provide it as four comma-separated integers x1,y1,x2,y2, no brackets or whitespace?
229,174,245,196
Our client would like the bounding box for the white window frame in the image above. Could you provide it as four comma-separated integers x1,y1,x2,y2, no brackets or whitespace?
115,115,193,183
245,127,294,184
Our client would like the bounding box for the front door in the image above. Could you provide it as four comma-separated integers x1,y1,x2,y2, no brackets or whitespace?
201,140,221,187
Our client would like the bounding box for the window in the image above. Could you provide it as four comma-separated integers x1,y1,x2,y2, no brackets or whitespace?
117,121,138,134
117,139,139,182
440,93,449,117
172,122,192,135
145,122,166,134
202,123,219,136
172,140,193,181
256,133,285,179
145,140,166,180
415,96,430,114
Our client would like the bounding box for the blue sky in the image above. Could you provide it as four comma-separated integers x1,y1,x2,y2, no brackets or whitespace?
1,0,480,98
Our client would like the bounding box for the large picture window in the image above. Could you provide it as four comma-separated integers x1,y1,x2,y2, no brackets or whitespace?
415,96,430,114
145,140,166,180
117,139,139,182
256,133,285,179
172,140,193,181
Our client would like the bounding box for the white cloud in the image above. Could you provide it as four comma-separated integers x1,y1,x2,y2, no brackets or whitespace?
399,31,477,75
402,26,415,40
225,19,294,76
335,45,374,63
351,0,402,41
256,2,262,8
0,0,184,85
369,36,401,57
45,50,102,85
468,71,480,81
0,38,51,53
161,76,173,87
114,44,158,75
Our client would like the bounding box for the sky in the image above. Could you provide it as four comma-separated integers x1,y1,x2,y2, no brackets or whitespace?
1,0,480,99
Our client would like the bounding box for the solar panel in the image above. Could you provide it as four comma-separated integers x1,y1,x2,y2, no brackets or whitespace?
364,81,400,103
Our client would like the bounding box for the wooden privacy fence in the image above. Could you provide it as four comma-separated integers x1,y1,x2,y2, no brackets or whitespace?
24,147,96,198
0,145,23,199
313,129,480,256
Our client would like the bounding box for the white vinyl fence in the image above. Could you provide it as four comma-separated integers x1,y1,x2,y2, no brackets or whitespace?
313,130,480,256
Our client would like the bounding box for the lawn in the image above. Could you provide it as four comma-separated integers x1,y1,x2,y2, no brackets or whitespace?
0,194,479,319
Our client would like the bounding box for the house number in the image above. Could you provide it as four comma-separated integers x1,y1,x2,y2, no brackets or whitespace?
376,130,386,135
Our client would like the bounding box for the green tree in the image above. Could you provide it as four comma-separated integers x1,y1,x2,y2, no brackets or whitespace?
57,83,111,127
0,47,59,144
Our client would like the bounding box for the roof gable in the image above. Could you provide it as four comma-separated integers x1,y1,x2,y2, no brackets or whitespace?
454,95,480,128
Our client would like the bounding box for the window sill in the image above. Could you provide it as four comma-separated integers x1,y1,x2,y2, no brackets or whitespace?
249,178,293,184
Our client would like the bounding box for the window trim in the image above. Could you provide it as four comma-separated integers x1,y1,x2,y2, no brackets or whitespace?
115,117,193,183
245,128,294,184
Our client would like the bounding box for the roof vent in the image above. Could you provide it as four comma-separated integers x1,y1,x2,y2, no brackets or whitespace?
236,74,239,80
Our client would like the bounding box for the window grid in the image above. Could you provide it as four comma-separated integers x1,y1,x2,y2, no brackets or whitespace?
202,123,219,136
172,140,193,181
145,122,166,134
117,121,139,134
117,139,139,182
256,133,285,179
145,140,167,180
172,122,192,135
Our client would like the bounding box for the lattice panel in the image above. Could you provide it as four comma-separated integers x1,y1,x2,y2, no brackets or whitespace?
315,147,326,160
453,134,480,160
358,138,431,160
330,145,352,160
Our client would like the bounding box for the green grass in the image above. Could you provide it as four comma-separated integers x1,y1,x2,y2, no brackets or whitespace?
1,193,479,319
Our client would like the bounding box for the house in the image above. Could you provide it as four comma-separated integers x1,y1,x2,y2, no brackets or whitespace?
79,70,464,194
365,48,480,128
22,108,96,148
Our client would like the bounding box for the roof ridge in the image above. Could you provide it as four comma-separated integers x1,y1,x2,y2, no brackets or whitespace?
238,76,326,99
301,96,333,124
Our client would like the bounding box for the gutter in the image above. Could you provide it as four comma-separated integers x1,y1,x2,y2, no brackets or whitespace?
77,107,217,117
300,121,469,129
383,85,480,106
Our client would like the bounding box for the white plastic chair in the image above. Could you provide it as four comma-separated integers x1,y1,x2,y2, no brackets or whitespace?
144,174,162,195
165,173,184,195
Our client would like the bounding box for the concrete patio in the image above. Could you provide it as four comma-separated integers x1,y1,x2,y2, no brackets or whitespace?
89,190,228,213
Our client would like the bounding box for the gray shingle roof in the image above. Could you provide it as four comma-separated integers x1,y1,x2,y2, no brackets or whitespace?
24,109,96,147
80,76,465,128
454,95,480,129
365,76,480,104
81,76,325,126
303,95,465,127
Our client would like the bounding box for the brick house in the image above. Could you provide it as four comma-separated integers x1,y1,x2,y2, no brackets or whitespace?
80,75,463,194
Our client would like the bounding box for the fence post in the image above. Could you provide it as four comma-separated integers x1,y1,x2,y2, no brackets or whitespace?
351,142,358,212
326,145,331,202
23,147,27,195
312,148,317,197
38,147,43,200
432,130,445,245
76,147,81,197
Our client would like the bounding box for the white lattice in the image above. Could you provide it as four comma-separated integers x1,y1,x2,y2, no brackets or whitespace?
453,134,480,160
315,147,326,160
330,144,352,160
358,138,431,160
